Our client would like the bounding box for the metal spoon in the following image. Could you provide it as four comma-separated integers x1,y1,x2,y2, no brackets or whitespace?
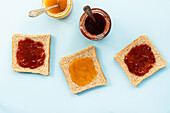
29,1,64,17
83,5,96,23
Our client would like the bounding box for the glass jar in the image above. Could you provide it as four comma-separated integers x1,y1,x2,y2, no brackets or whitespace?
42,0,72,19
79,8,111,40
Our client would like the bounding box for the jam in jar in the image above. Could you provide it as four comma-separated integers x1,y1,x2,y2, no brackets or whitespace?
124,44,156,76
85,13,106,35
45,0,67,14
16,38,46,69
80,8,111,40
42,0,72,19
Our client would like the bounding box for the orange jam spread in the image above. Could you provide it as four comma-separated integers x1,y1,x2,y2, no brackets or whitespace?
45,0,67,14
69,57,98,86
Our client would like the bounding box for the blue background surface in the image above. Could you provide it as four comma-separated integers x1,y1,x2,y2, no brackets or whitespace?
0,0,170,113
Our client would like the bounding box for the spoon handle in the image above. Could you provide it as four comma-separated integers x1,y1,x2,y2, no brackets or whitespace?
29,5,58,17
83,5,96,23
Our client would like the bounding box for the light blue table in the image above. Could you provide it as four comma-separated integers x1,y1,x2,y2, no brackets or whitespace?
0,0,170,113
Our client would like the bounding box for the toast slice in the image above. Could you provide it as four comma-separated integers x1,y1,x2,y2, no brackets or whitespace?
12,33,51,75
60,46,107,94
114,35,167,86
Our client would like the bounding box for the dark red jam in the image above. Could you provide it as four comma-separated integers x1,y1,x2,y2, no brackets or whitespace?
85,13,106,35
16,38,46,69
124,44,156,76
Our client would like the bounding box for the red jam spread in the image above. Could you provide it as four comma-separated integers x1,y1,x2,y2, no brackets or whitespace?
16,38,46,69
124,44,156,76
85,13,106,35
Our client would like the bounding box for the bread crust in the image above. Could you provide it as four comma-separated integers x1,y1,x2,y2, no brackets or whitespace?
12,33,51,75
60,46,107,94
114,35,167,86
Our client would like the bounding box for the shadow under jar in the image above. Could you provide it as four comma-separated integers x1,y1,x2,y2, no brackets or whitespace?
80,8,111,41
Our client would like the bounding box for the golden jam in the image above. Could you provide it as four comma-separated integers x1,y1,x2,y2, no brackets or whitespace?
69,57,98,86
45,0,67,14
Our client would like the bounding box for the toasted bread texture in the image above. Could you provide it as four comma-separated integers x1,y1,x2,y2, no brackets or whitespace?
114,35,167,87
12,33,51,75
60,46,107,94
